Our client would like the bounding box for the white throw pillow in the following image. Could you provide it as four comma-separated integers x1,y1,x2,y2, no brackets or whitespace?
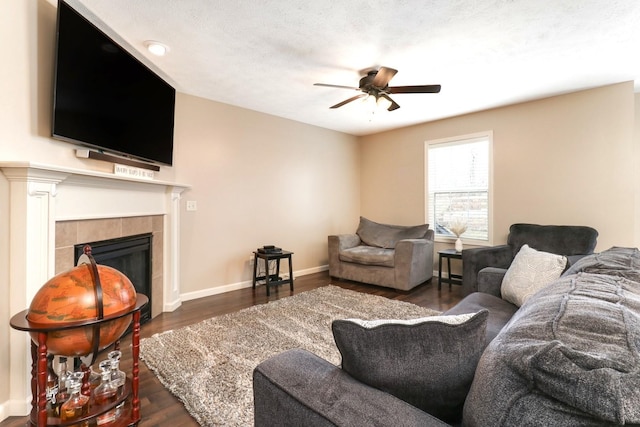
501,244,567,307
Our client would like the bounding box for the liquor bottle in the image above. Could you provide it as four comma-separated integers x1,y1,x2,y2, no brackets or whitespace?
108,350,127,418
52,356,71,417
79,362,101,396
45,354,59,417
108,351,126,392
60,372,89,426
93,360,119,426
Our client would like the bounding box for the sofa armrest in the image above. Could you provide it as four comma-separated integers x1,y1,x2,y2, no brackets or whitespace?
394,239,435,290
328,234,361,278
254,349,451,427
476,267,507,297
330,234,361,250
462,245,513,296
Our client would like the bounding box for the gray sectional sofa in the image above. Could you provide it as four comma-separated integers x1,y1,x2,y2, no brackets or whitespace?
328,217,434,291
253,247,640,426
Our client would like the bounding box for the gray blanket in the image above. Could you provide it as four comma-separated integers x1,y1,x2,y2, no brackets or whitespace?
463,247,640,426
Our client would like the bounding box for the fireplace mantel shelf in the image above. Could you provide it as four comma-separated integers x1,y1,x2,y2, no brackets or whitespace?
0,161,190,189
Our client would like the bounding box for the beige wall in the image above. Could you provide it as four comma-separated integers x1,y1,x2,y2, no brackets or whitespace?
0,0,359,417
360,82,638,256
1,0,639,421
635,93,640,246
173,94,359,297
0,0,177,182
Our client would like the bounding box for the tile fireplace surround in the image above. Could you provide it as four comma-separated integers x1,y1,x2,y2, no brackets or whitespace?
1,161,188,416
55,215,164,319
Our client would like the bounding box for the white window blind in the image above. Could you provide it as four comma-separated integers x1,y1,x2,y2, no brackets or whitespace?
427,133,491,241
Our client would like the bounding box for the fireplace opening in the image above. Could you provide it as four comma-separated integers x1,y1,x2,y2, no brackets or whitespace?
74,233,152,325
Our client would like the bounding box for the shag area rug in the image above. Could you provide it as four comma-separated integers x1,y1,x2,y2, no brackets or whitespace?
140,285,440,426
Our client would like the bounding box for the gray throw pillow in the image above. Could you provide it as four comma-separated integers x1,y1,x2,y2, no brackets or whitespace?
356,216,429,248
332,310,488,423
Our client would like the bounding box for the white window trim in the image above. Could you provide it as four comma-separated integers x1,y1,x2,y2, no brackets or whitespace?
424,131,494,247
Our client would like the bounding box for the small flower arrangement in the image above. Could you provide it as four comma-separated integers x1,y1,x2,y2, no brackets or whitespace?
449,219,468,238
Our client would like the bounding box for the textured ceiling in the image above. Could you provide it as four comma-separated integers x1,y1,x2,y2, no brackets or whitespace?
64,0,640,136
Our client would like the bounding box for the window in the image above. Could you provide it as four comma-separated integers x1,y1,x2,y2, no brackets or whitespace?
426,132,492,243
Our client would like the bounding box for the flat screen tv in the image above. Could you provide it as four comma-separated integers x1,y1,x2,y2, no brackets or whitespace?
52,0,175,166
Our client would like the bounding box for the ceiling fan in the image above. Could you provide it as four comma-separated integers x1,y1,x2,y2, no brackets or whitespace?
314,66,441,111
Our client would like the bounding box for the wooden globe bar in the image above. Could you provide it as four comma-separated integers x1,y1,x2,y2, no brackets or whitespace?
10,246,148,427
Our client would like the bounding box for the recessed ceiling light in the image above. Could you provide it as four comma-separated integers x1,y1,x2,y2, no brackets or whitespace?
144,40,169,56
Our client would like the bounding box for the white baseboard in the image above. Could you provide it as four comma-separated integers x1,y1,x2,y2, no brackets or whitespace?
163,297,183,312
180,265,329,302
0,396,31,422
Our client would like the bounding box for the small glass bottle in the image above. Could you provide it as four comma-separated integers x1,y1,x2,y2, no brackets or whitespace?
108,350,126,392
45,354,59,417
52,356,71,417
93,360,119,426
60,372,89,426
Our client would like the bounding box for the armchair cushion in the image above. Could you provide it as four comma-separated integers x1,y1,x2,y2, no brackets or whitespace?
339,246,395,267
356,216,429,249
501,244,567,307
332,310,489,423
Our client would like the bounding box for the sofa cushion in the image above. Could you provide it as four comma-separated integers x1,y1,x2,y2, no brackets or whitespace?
464,247,640,426
501,244,566,306
332,310,488,423
356,216,429,249
339,246,395,267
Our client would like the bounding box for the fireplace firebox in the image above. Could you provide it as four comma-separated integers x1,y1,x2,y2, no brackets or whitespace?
74,233,152,324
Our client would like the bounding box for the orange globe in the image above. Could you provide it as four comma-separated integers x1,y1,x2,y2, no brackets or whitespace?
27,263,137,356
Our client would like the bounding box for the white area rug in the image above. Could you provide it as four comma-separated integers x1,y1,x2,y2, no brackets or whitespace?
140,285,440,426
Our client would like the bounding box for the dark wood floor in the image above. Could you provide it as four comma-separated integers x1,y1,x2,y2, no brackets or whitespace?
1,271,462,427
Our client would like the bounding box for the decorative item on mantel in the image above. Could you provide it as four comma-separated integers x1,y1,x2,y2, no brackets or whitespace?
449,219,468,253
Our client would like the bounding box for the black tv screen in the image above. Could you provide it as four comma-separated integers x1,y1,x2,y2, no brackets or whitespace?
52,0,175,166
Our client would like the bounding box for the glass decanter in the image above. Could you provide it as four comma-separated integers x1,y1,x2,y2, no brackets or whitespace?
45,354,59,417
53,356,71,417
108,350,126,392
60,372,89,426
93,360,119,425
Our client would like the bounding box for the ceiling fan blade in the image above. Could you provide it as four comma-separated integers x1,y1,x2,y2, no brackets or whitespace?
372,67,398,88
314,83,360,91
330,93,367,109
381,94,400,111
388,84,441,94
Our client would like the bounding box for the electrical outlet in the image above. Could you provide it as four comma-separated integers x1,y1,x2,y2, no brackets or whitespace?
248,255,254,265
186,200,197,211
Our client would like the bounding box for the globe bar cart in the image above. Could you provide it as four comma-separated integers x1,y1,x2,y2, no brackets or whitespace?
10,295,148,427
10,245,148,427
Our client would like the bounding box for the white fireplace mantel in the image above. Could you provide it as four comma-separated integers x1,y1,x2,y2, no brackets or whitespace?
1,161,189,415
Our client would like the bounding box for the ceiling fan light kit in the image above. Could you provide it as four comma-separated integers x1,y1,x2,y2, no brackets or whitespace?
314,66,441,112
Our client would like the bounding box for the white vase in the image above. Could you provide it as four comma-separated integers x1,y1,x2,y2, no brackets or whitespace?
455,238,463,253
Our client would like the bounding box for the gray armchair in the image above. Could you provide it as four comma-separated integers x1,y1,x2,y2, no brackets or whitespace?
461,223,598,296
328,217,434,291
